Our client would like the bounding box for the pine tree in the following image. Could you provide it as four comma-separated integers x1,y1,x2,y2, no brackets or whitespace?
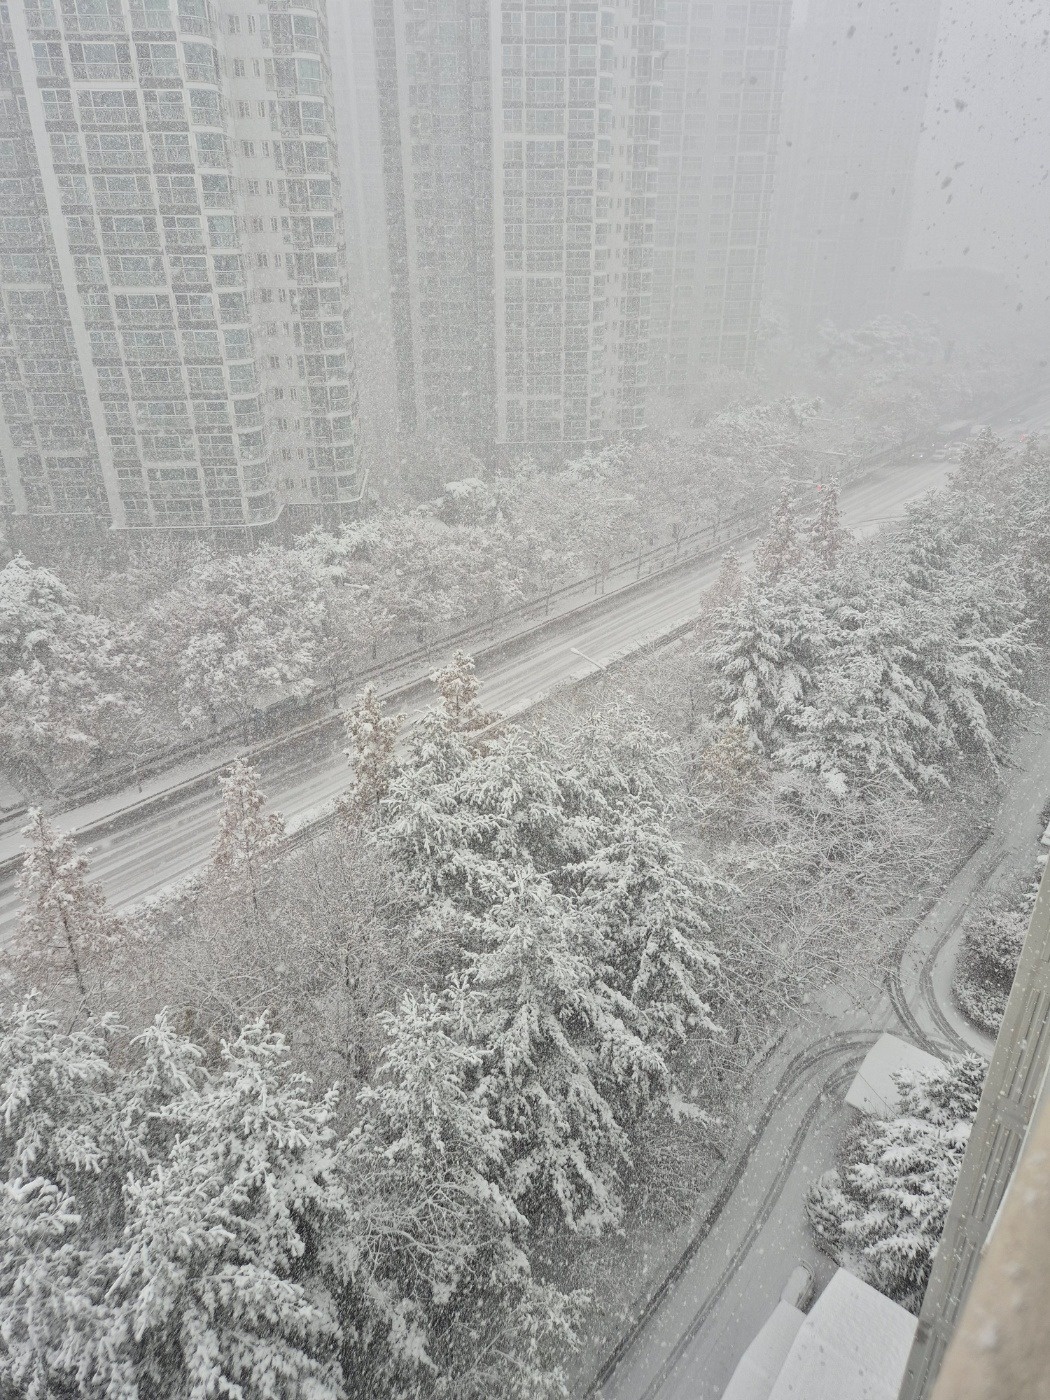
807,481,849,568
0,999,124,1398
555,697,678,844
9,810,125,1006
347,985,584,1399
805,1053,987,1312
894,567,1028,773
754,484,802,584
707,576,829,754
380,724,568,911
210,757,286,922
777,581,942,795
357,988,523,1305
340,683,403,822
463,877,659,1235
576,816,725,1063
431,650,499,736
353,986,560,1397
110,1020,348,1400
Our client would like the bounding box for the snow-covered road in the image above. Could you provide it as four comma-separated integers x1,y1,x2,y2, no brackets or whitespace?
588,706,1050,1400
0,393,1046,944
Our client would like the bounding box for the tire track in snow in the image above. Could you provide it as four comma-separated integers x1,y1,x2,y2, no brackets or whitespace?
586,1033,874,1398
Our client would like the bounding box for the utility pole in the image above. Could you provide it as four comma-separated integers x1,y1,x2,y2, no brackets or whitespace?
898,856,1050,1399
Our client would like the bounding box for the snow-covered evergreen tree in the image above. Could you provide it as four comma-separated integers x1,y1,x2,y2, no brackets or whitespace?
754,485,803,584
902,570,1029,769
576,816,724,1063
431,649,499,736
381,723,569,911
0,999,123,1399
806,1053,986,1311
110,1019,348,1400
554,696,679,845
707,576,829,754
210,757,286,921
462,877,660,1234
777,576,941,795
356,988,522,1305
9,810,126,1006
807,482,849,568
333,980,583,1399
340,684,403,821
379,681,730,1236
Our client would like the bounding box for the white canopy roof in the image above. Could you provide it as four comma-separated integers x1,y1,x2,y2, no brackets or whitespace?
721,1302,805,1400
845,1033,945,1118
766,1268,916,1400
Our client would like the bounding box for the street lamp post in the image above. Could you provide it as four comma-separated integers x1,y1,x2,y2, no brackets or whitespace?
569,645,607,673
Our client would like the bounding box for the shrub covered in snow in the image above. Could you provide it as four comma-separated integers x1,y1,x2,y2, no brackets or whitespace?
806,1053,986,1312
953,882,1035,1033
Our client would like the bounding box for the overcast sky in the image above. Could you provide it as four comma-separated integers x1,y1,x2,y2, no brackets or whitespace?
906,0,1050,303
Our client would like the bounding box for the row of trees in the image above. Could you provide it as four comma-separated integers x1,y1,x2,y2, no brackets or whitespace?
0,654,732,1398
3,304,1033,797
0,395,837,796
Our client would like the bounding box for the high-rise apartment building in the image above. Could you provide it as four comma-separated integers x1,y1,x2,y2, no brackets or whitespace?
767,0,941,339
374,0,664,459
0,0,362,534
328,0,388,296
650,0,790,390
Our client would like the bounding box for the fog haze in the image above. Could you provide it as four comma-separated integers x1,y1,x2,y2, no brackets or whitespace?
908,0,1050,304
